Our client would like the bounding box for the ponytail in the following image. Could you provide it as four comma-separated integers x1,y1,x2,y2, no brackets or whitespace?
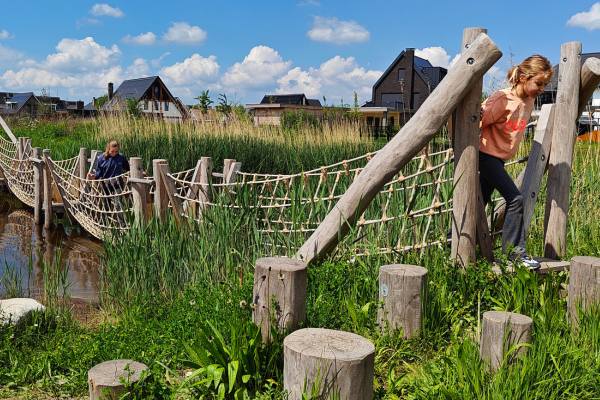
507,55,553,89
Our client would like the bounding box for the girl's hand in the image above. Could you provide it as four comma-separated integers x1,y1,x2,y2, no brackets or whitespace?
86,172,95,180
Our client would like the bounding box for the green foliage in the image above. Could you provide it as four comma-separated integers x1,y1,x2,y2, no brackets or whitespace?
195,89,214,113
281,110,321,132
216,93,232,116
94,95,109,109
125,98,141,118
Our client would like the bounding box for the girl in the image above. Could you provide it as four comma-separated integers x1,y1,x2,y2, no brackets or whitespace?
479,55,553,269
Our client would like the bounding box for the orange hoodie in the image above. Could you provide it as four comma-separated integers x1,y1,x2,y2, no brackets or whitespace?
480,88,534,161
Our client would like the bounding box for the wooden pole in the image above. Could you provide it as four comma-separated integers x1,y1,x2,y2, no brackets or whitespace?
129,157,148,225
480,311,532,372
567,256,600,326
42,149,53,229
378,264,427,338
31,148,43,225
158,161,184,223
544,42,581,259
198,156,213,211
0,115,17,144
152,159,168,221
78,147,88,181
223,158,234,181
577,57,600,116
297,32,502,264
225,161,242,184
183,159,203,217
451,27,486,267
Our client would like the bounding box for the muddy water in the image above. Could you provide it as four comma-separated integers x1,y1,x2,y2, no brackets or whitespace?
0,192,101,302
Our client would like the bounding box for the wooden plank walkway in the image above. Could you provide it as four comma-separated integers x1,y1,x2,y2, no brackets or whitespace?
492,258,571,275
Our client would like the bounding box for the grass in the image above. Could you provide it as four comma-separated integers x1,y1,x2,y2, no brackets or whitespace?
0,117,599,399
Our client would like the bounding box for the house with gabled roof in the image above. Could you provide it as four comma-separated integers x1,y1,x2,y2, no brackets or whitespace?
359,48,447,135
101,76,190,120
0,92,40,117
246,93,323,125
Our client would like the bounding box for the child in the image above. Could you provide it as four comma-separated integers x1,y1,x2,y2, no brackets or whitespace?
479,55,553,270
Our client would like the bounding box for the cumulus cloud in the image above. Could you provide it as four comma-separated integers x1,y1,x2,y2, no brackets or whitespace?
415,46,453,68
161,54,219,86
90,3,124,18
0,44,23,66
45,37,120,72
567,2,600,30
163,22,207,45
277,55,381,104
125,58,151,77
123,32,156,45
0,29,12,40
307,16,370,44
222,46,291,88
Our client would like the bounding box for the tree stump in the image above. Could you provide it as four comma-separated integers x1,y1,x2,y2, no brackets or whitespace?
88,359,148,400
283,328,375,400
252,257,307,342
480,311,532,371
568,256,600,325
378,264,427,338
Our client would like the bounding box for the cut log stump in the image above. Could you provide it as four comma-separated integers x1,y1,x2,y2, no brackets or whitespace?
378,264,427,338
480,311,532,372
88,359,147,400
284,328,375,400
568,256,600,325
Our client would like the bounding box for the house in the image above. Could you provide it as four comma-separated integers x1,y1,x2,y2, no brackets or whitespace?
0,91,86,118
246,94,323,126
538,52,600,132
360,48,448,134
100,76,190,120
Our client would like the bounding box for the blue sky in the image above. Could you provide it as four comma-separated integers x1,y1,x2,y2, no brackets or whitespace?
0,1,598,105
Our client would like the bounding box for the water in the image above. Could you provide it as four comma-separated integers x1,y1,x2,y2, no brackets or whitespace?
0,191,101,302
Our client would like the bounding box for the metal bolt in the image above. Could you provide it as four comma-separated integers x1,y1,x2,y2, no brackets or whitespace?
470,115,477,123
541,154,545,161
381,284,389,297
562,57,567,62
531,192,536,199
467,57,475,65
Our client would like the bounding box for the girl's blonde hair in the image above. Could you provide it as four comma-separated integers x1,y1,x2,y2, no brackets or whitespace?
104,140,119,158
507,55,553,88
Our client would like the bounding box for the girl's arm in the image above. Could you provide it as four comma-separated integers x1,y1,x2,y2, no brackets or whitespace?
480,92,509,129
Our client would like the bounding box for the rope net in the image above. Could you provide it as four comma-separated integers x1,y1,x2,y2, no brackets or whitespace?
0,136,35,207
46,155,134,240
167,145,456,255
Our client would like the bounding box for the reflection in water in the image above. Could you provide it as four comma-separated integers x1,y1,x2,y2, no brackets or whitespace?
0,194,101,302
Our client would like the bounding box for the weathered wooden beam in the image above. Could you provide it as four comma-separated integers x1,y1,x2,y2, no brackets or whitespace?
0,115,17,144
129,157,149,225
158,162,184,223
451,27,486,267
480,311,532,372
152,159,168,221
31,148,43,225
225,161,242,184
544,42,581,259
198,156,213,211
297,32,502,264
42,149,53,229
183,159,203,216
577,57,600,116
568,256,600,326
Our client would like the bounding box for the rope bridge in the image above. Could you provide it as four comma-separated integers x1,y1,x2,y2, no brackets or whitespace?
0,136,35,207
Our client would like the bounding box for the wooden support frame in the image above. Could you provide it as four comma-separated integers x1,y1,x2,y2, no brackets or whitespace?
157,162,184,223
152,159,168,221
31,147,43,225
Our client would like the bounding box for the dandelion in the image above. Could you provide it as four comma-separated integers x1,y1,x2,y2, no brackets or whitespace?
239,300,247,308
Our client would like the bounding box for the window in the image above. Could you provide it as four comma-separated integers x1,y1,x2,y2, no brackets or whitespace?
143,101,148,110
164,102,169,111
154,101,159,111
398,68,406,82
381,93,403,109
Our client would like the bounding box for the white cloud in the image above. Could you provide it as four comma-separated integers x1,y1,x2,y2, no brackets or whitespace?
123,32,156,45
0,29,12,40
277,55,381,104
45,37,121,72
161,54,219,86
0,44,23,67
163,22,207,45
415,46,453,68
125,58,150,77
222,46,291,88
567,2,600,30
307,16,370,44
90,3,124,18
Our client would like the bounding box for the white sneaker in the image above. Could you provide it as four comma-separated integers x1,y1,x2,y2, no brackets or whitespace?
515,254,541,271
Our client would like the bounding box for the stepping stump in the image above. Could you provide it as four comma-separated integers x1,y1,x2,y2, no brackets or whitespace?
378,264,427,338
480,311,532,372
88,359,148,400
252,257,307,342
568,256,600,325
284,328,375,400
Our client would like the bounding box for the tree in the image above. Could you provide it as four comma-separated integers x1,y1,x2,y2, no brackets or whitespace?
194,90,213,113
216,93,232,116
126,98,141,118
94,95,109,109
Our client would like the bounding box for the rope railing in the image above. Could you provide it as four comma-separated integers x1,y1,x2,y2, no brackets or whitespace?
0,136,35,207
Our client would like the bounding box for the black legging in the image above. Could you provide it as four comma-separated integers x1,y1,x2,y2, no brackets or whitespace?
479,152,526,254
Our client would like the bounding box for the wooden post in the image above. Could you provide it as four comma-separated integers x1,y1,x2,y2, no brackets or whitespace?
223,158,234,181
520,104,555,236
78,147,88,181
198,156,213,211
31,148,43,225
284,328,375,400
152,159,168,221
129,157,148,225
157,161,184,223
88,360,148,400
451,27,486,267
378,264,427,338
476,184,494,261
568,256,600,326
252,257,307,343
480,311,533,372
183,159,203,217
16,137,24,160
0,115,17,143
42,149,53,229
544,42,581,259
577,57,600,116
225,161,242,184
89,149,100,175
297,32,502,264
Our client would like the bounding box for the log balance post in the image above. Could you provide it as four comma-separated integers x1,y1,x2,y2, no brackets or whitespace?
252,257,307,343
451,27,486,267
78,147,88,181
88,359,148,400
378,264,427,338
480,311,533,372
157,161,184,224
31,147,43,225
297,32,502,264
42,149,53,229
152,159,168,221
544,42,581,259
568,256,600,326
129,157,150,225
284,328,375,400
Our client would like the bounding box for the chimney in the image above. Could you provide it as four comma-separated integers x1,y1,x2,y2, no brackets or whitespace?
108,82,114,100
